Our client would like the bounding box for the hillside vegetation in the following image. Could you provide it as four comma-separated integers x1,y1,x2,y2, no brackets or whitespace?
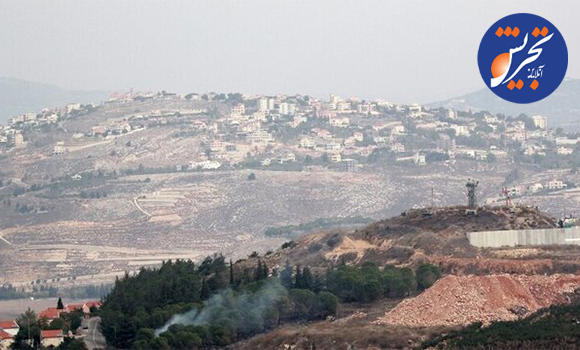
98,255,440,349
423,293,580,349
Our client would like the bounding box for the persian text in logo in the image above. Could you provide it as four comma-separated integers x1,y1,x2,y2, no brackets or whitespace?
478,13,568,104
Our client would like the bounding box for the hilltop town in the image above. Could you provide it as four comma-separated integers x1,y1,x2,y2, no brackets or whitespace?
1,91,578,189
1,90,580,297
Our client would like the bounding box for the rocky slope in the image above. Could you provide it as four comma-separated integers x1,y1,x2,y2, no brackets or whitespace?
268,205,573,276
377,274,580,327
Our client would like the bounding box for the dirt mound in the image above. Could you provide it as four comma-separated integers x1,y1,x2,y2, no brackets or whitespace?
359,206,556,241
376,274,580,327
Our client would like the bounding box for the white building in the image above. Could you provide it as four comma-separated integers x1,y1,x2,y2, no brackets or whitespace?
330,153,342,162
390,143,405,153
258,98,268,111
191,160,222,170
40,330,64,348
299,138,316,149
527,183,544,193
532,115,548,130
450,124,470,137
547,180,567,190
329,117,349,127
53,145,67,155
391,125,406,135
278,102,289,115
447,109,457,119
557,147,574,156
326,142,341,151
230,104,245,116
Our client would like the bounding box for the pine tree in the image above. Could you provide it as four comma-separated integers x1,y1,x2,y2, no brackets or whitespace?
280,260,293,289
229,259,235,285
57,297,64,310
200,278,210,300
312,273,324,293
262,261,269,279
302,266,312,290
255,260,263,281
294,265,303,289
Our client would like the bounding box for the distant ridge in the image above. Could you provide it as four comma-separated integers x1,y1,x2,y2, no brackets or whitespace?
0,77,110,123
429,78,580,131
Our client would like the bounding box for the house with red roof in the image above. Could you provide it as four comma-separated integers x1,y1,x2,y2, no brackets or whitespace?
65,304,84,313
0,320,19,349
0,320,18,337
65,301,102,316
82,301,102,315
39,307,62,322
0,329,15,350
40,329,64,348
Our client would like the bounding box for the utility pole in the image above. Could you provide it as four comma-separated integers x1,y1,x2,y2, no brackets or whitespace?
431,188,435,208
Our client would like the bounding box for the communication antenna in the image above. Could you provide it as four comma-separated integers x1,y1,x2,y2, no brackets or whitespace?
502,187,512,207
466,179,479,209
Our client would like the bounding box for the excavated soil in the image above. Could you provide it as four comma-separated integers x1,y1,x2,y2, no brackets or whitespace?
376,274,580,327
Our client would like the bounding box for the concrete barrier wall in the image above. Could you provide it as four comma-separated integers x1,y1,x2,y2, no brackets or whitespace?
467,227,580,248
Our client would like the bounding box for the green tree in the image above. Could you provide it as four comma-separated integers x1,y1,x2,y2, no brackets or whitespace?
280,260,293,290
56,337,88,350
416,263,442,290
314,292,338,319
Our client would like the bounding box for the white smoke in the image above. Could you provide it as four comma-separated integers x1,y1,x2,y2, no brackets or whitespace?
154,278,287,337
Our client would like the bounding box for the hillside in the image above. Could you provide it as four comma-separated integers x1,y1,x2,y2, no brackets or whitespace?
0,77,109,123
424,292,580,349
267,206,571,275
227,207,580,349
430,78,580,131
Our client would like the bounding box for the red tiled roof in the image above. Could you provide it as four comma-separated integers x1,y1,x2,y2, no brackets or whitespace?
84,301,102,309
0,320,18,329
41,330,63,339
0,330,12,340
39,308,61,319
66,304,84,311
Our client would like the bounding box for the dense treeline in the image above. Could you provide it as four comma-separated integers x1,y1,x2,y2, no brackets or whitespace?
423,300,580,349
100,255,441,349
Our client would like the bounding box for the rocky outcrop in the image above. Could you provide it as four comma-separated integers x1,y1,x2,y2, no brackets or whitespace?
376,274,580,327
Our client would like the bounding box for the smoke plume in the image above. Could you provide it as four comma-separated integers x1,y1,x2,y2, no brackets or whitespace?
155,278,288,336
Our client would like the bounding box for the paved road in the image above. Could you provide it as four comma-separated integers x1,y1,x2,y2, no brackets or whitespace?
84,317,106,350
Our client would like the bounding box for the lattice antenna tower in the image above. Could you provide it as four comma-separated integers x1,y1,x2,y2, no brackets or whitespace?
466,179,479,208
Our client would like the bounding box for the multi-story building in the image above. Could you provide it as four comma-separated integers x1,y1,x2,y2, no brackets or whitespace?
258,98,268,111
230,103,245,116
278,102,289,115
532,115,548,130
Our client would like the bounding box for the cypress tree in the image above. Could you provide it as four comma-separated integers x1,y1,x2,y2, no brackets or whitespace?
262,261,269,279
57,297,64,310
200,278,210,300
294,265,303,289
303,266,313,290
229,259,235,285
255,260,263,281
280,260,293,289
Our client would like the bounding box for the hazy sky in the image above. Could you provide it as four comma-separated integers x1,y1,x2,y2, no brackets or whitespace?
0,0,578,103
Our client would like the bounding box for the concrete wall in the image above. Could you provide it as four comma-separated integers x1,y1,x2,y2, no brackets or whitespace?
467,227,580,248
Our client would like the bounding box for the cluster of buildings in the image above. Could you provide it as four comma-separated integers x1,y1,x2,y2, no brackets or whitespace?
186,92,576,174
0,300,101,349
0,103,89,151
2,91,579,178
505,179,569,198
